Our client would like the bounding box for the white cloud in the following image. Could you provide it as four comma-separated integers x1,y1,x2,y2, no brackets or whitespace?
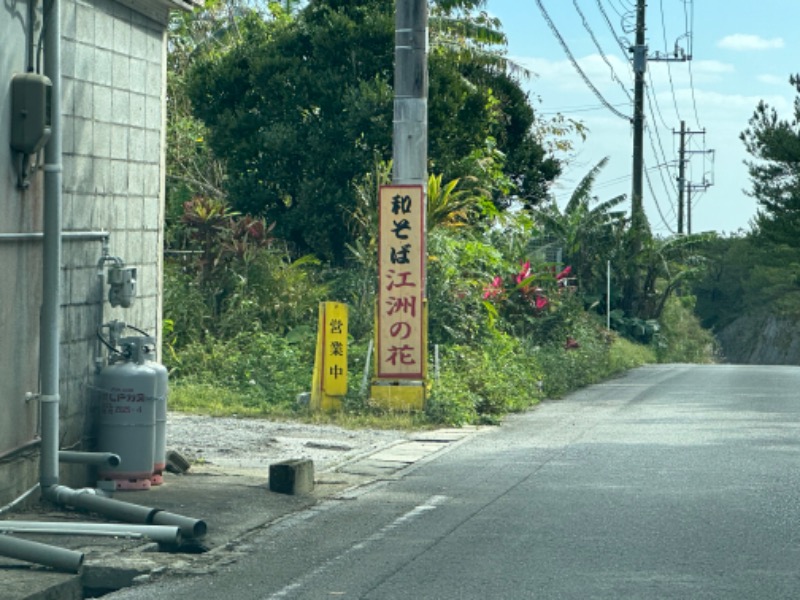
515,54,633,98
691,60,736,75
757,74,788,86
717,34,784,51
648,59,734,87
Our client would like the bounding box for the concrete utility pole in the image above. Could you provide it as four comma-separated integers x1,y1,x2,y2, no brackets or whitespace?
622,0,647,314
631,0,646,231
371,0,429,411
674,123,710,235
393,0,428,187
687,186,693,234
677,120,686,234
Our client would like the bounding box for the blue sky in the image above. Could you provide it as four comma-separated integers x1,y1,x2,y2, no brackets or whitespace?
486,0,800,236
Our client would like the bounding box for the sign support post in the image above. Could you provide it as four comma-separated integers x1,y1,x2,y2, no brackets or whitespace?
371,0,429,411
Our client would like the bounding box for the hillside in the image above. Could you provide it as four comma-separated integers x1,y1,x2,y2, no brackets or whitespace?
716,315,800,365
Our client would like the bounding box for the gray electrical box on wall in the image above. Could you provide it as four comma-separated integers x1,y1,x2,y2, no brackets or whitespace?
10,73,53,154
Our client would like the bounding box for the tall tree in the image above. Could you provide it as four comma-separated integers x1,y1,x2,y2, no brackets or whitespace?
186,0,560,262
740,74,800,247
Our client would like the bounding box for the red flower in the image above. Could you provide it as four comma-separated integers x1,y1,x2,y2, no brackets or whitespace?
516,261,532,284
483,276,504,300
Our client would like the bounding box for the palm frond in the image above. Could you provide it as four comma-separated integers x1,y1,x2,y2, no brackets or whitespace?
566,156,610,213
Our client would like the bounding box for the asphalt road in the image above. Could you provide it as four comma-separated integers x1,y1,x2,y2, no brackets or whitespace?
108,364,800,599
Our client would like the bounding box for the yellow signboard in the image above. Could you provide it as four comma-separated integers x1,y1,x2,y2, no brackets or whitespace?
376,185,426,380
311,302,348,411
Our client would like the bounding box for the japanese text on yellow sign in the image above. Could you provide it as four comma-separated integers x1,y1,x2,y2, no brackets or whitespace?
320,302,348,396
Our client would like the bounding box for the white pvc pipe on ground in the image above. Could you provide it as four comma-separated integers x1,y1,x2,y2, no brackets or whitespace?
0,522,181,545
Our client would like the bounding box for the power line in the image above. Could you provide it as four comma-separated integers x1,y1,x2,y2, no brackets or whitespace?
646,70,671,130
596,0,632,58
684,0,702,128
538,102,630,116
607,0,636,31
593,161,674,190
535,0,631,122
658,0,682,121
644,160,677,234
645,88,678,197
572,0,632,102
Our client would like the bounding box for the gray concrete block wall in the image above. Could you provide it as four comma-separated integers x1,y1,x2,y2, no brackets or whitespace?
0,4,47,502
59,0,167,476
0,0,171,501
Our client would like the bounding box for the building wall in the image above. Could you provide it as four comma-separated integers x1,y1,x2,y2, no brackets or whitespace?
0,0,168,504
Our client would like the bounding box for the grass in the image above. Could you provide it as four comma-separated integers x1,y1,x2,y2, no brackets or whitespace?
166,296,714,428
169,381,432,430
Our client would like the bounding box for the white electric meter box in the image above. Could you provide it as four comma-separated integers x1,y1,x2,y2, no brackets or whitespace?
10,73,53,154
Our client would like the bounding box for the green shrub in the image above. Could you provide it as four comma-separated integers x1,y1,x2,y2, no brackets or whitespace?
531,310,616,398
427,333,545,425
656,295,718,363
426,231,506,345
425,369,480,426
607,335,656,372
168,330,315,414
163,262,209,352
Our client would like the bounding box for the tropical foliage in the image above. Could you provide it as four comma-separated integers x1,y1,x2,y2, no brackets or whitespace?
182,0,568,262
161,0,721,426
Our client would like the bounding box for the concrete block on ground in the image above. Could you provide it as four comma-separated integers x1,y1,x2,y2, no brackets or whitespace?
269,459,315,495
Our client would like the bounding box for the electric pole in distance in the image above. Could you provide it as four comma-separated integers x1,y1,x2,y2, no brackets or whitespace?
631,0,646,234
674,123,711,235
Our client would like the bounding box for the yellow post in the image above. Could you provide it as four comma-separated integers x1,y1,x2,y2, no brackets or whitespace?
310,302,348,412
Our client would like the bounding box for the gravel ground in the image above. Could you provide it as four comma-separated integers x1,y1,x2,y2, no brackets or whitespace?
165,413,411,475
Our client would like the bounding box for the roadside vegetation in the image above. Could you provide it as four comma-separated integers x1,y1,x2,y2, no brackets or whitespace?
161,0,799,427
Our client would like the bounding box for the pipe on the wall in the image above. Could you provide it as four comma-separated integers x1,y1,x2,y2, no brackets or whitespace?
26,0,36,71
58,451,120,467
39,0,63,491
0,484,40,518
0,438,41,462
0,231,110,242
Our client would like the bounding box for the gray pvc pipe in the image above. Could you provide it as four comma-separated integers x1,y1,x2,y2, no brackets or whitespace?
43,486,207,540
0,231,109,242
151,510,208,539
59,451,121,467
0,484,40,518
46,486,157,523
40,0,63,491
0,533,83,573
0,522,181,545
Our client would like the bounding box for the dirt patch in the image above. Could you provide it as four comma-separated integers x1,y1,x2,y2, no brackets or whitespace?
166,413,411,475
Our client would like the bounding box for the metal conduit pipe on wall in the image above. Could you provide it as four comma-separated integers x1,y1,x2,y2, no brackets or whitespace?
39,0,62,492
0,231,109,242
0,484,40,518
